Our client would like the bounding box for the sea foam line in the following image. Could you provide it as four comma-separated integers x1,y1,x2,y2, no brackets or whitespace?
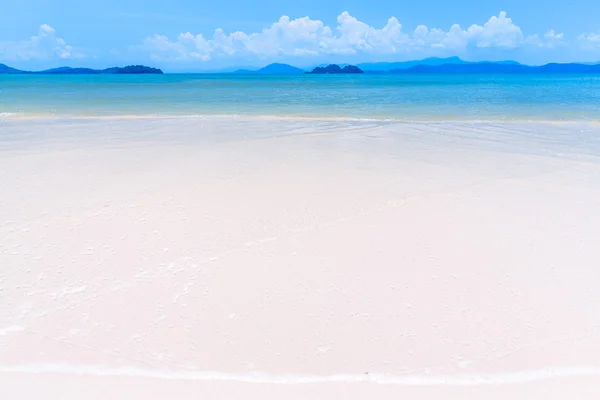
1,364,599,386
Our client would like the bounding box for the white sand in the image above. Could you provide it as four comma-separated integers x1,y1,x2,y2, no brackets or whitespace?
1,116,600,398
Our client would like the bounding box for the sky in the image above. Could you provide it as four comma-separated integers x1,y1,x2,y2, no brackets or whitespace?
1,0,600,71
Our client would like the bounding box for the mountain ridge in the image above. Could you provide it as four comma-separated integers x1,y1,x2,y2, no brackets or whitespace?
390,62,600,74
4,58,600,75
357,57,524,71
0,64,163,74
234,63,305,74
219,57,600,75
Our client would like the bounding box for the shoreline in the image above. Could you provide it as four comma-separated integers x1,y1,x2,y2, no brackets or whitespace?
1,112,599,125
2,363,600,385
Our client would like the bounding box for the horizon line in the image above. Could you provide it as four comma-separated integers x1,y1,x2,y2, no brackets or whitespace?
4,57,600,74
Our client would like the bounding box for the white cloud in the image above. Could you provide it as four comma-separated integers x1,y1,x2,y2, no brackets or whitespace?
0,24,82,61
545,30,564,41
143,11,558,62
525,30,565,48
408,12,524,51
470,12,523,48
578,32,600,50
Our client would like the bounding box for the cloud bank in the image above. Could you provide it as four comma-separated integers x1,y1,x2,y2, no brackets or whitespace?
0,24,82,61
2,15,600,67
578,32,600,50
142,11,566,62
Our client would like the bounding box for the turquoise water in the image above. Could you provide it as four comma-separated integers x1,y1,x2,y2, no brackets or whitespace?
1,73,600,120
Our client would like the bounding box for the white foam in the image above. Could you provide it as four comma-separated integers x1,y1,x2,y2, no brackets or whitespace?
0,326,24,336
49,286,88,300
0,363,599,386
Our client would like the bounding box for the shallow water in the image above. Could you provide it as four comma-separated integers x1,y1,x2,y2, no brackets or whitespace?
1,73,600,120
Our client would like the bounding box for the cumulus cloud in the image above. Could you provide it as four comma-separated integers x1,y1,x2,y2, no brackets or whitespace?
578,32,600,50
0,24,82,61
143,11,557,62
525,30,565,48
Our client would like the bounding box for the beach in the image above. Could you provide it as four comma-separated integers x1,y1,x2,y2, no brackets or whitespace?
1,115,600,398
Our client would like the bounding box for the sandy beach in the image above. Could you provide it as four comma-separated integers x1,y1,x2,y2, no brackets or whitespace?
1,116,600,398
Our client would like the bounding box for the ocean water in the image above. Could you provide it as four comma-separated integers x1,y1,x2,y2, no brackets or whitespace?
1,73,600,120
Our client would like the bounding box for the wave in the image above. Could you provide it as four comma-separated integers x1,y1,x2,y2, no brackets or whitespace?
1,363,599,386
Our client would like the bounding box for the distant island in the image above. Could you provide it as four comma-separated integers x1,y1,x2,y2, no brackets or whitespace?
221,57,600,75
0,64,163,74
308,64,364,74
356,56,520,71
4,58,600,75
389,62,600,74
234,63,305,74
232,63,364,75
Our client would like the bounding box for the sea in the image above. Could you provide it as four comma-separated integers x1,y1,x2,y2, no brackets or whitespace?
1,73,600,120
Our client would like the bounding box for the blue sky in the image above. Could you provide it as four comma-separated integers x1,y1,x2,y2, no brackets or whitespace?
1,0,600,71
